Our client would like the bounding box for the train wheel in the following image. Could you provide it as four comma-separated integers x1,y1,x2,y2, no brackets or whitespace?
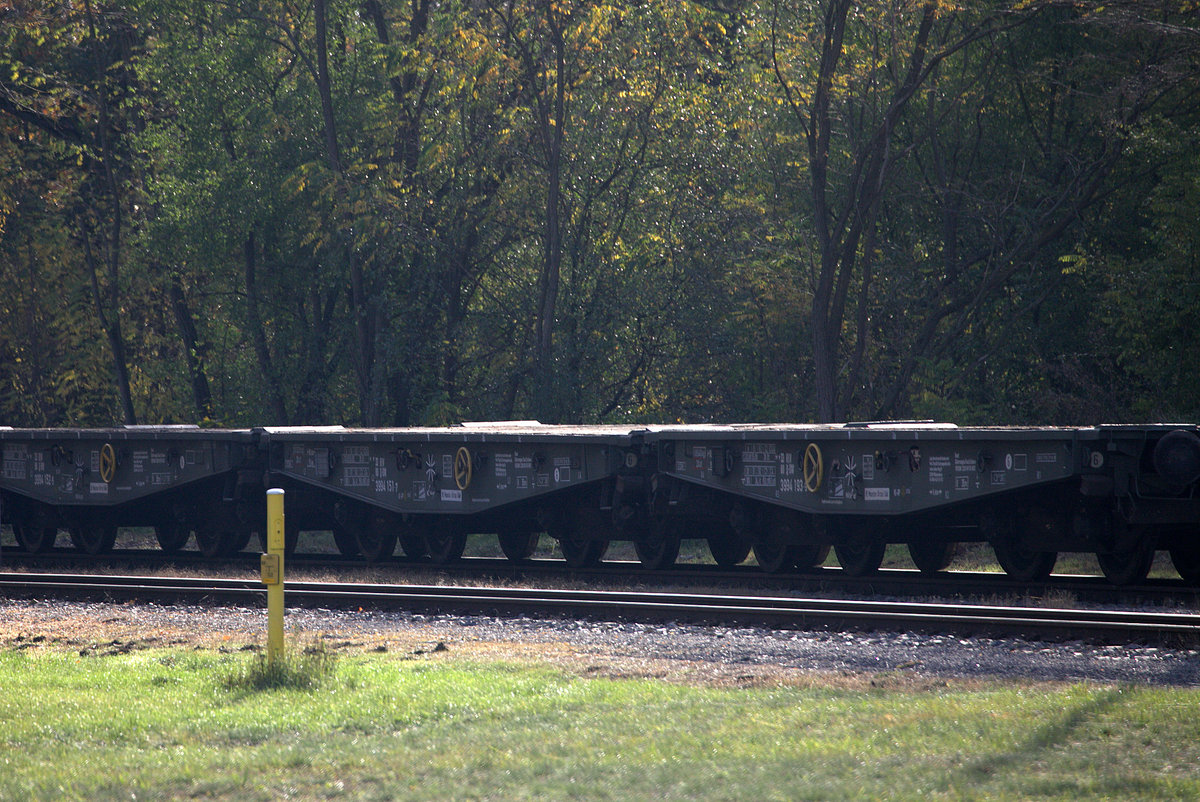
330,501,363,557
498,530,540,563
154,522,191,553
399,533,430,560
195,526,235,558
559,536,608,568
332,523,361,558
707,533,751,567
634,521,681,570
231,529,256,553
993,541,1057,581
426,529,468,564
356,517,398,561
69,523,117,555
1097,539,1156,586
794,544,831,572
12,522,57,553
549,505,611,569
1169,547,1200,584
908,541,955,574
834,541,886,576
1096,515,1155,586
751,512,814,573
752,540,797,573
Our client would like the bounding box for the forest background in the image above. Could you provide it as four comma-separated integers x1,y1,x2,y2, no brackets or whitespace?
1,0,1198,429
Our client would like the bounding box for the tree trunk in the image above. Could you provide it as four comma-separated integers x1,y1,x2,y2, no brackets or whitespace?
315,0,379,424
533,8,567,420
167,277,214,421
361,0,433,426
82,0,136,424
243,233,289,423
81,227,136,424
775,0,940,422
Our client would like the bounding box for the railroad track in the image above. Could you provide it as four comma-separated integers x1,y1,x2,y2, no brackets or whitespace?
5,548,1200,608
3,571,1199,645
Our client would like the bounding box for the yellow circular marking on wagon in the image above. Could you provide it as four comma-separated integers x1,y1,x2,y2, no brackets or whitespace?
802,443,824,493
454,447,473,491
99,443,117,483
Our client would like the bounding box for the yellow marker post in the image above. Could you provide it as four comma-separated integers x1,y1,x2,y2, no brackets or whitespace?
262,488,286,663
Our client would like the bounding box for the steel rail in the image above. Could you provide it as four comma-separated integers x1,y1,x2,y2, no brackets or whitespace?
5,549,1199,608
2,571,1199,643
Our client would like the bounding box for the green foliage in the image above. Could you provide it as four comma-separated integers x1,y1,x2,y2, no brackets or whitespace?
1080,149,1200,421
1,0,1198,426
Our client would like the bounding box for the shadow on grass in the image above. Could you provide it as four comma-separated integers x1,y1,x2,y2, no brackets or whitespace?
958,686,1130,788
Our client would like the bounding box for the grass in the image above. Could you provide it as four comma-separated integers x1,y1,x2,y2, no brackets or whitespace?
0,646,1198,800
223,641,338,692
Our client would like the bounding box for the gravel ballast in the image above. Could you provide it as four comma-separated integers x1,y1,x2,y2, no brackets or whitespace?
2,598,1197,688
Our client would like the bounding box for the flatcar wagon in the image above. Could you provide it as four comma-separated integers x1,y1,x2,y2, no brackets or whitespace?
258,423,643,567
634,423,1200,585
0,426,260,556
2,421,1198,586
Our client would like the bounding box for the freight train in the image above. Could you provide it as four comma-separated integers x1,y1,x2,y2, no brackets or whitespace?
2,422,1198,586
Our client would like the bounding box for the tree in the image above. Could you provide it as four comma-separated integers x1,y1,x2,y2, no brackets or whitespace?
766,0,1024,420
473,0,746,422
765,0,1200,422
0,0,151,424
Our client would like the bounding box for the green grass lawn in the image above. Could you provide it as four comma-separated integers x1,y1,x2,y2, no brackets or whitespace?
1,648,1198,800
